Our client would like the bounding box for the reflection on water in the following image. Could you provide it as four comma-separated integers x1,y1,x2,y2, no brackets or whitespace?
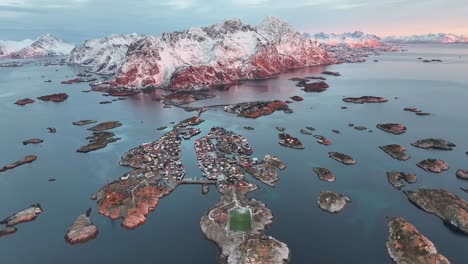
0,45,467,264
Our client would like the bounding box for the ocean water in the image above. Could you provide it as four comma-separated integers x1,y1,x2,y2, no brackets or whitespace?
0,44,467,263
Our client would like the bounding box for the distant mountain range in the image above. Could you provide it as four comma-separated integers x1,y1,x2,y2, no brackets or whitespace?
0,34,74,59
304,31,383,48
383,33,468,44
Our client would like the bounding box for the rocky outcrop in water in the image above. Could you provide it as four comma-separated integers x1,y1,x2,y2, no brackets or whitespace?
224,101,291,119
328,152,356,165
376,123,407,135
0,204,43,237
386,217,450,264
22,139,43,145
37,93,69,102
456,169,468,180
343,96,388,104
405,188,468,235
317,191,351,213
379,144,411,161
87,121,122,131
65,209,99,245
303,81,329,92
14,98,35,105
73,120,97,126
387,171,417,190
416,159,449,173
411,138,456,150
0,155,37,173
314,167,336,182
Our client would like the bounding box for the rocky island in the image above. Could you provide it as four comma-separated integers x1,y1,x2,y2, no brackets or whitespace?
278,133,304,149
328,152,356,165
456,169,468,180
37,93,69,102
387,171,417,190
405,188,468,235
386,217,450,264
313,167,336,182
376,123,407,135
0,204,43,237
0,155,37,173
14,98,35,105
411,138,456,150
77,131,120,153
379,144,411,161
73,120,98,126
163,91,216,106
224,101,292,119
303,81,329,92
87,121,122,131
343,96,388,104
317,191,351,213
22,138,44,145
416,159,449,173
65,209,99,245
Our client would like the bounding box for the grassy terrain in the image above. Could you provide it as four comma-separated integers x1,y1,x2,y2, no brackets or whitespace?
228,207,252,232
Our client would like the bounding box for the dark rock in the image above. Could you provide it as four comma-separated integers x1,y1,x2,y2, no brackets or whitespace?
37,93,68,102
343,96,388,104
87,121,122,131
321,71,341,76
332,129,340,134
303,81,329,92
276,127,285,132
300,129,312,135
157,126,167,131
22,139,43,145
72,120,97,126
47,127,56,133
99,101,112,104
244,126,254,131
305,76,326,80
354,126,367,131
14,98,35,105
290,96,304,101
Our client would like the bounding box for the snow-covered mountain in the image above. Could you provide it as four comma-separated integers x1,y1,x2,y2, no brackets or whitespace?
383,33,468,44
305,31,383,48
68,33,144,74
8,34,74,59
93,16,334,90
0,39,35,58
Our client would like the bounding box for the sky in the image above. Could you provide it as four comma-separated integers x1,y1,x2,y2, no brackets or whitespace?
0,0,467,43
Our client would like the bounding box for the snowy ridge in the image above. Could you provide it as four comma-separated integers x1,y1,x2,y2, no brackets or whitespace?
68,33,144,74
0,39,35,58
101,16,335,90
383,33,468,44
305,31,383,48
8,34,74,59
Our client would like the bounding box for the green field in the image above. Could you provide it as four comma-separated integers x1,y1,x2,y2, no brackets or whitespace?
228,207,252,232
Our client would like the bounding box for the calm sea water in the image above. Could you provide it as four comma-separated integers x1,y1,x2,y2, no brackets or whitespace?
0,44,467,263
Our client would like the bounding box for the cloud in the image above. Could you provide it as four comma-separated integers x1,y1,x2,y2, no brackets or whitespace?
159,0,197,9
0,0,91,9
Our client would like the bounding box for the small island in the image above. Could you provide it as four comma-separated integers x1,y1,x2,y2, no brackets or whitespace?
317,191,351,213
386,217,450,264
278,133,304,149
328,152,356,165
0,155,37,173
376,123,407,135
379,144,411,161
416,158,449,173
